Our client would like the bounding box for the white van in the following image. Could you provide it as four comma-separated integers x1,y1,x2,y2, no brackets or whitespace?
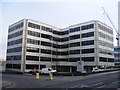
40,68,57,74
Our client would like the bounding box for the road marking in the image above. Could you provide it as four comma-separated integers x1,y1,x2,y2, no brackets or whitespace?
80,85,88,88
70,85,88,88
89,82,103,87
112,81,119,84
97,85,106,88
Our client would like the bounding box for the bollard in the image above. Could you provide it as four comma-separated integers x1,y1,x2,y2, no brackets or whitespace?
49,73,53,80
36,73,39,79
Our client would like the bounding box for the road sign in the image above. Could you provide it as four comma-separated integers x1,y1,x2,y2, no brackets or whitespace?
77,61,84,72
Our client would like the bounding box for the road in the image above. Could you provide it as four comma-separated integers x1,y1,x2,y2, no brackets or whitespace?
2,71,120,89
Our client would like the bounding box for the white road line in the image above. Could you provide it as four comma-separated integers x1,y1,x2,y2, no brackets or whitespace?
97,85,106,88
89,82,103,87
112,81,119,84
70,84,88,88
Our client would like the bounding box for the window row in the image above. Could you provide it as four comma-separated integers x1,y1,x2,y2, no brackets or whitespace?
81,32,94,38
99,57,114,62
6,64,21,69
70,34,80,40
7,47,22,53
81,24,94,30
6,55,21,60
25,55,95,62
99,48,113,55
99,40,114,49
69,27,80,33
8,30,23,39
98,24,113,34
9,22,23,32
27,38,40,45
81,40,94,46
8,38,22,46
28,30,40,37
98,32,113,41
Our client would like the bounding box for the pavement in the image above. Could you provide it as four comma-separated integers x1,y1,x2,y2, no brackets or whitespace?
0,80,12,89
1,70,120,89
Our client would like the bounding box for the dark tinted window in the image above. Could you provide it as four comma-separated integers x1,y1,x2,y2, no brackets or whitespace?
41,49,51,54
70,42,80,47
69,27,80,33
82,40,94,46
81,32,94,38
82,57,94,62
81,24,94,30
82,48,94,54
26,55,39,61
9,22,23,32
28,22,40,29
69,50,80,54
70,34,80,40
41,33,52,40
41,41,51,47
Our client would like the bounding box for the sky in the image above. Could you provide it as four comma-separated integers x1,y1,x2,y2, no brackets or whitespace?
0,0,119,61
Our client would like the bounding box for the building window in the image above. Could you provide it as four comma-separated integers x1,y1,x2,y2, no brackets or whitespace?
69,50,80,54
6,55,21,60
82,48,94,54
41,33,52,40
13,64,21,69
108,58,114,62
82,57,94,62
8,30,23,39
69,58,80,62
99,57,107,62
40,57,51,61
53,30,60,35
70,34,80,40
26,64,39,69
81,40,94,46
28,30,40,37
41,26,52,32
6,64,12,68
9,22,23,32
61,30,69,35
81,32,94,38
26,47,39,53
41,49,51,54
41,41,51,47
7,47,22,53
26,55,39,61
81,24,94,30
60,37,69,42
28,22,40,29
69,27,80,33
98,24,113,34
70,42,80,47
27,38,40,45
8,38,22,46
53,37,60,42
98,32,113,41
60,44,69,49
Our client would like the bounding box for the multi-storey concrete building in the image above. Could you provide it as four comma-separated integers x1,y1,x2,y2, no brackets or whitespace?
114,47,120,66
6,19,114,73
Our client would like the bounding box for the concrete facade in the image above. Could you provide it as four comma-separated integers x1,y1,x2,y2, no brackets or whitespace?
6,19,114,73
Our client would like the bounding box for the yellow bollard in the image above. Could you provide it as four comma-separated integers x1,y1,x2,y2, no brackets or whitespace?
49,73,53,80
36,73,39,79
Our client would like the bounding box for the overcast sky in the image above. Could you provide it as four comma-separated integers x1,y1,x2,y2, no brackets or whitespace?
0,0,119,61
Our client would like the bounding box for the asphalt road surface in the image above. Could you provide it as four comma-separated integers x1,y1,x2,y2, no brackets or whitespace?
2,71,120,89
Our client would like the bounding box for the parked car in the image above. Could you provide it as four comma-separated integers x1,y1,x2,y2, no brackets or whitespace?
40,68,57,74
92,67,104,72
